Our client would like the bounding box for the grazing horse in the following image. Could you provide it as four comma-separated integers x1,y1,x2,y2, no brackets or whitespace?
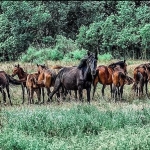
93,60,127,99
132,63,150,98
0,71,21,105
112,66,128,101
26,73,41,104
36,64,63,102
48,51,98,104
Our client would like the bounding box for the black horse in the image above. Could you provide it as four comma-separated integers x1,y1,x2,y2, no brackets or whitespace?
48,51,98,103
0,71,21,105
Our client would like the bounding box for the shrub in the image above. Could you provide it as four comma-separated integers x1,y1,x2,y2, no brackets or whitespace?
98,53,113,61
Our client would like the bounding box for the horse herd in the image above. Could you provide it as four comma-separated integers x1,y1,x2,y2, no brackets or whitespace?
0,51,150,106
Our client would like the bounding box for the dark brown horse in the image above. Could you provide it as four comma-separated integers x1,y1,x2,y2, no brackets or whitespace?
49,51,98,104
92,60,127,99
132,63,150,98
0,71,21,105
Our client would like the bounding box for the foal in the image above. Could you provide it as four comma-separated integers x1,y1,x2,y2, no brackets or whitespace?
112,66,127,102
26,73,41,104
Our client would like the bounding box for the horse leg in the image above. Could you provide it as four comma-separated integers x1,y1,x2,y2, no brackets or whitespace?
112,84,117,102
48,79,61,103
145,81,149,98
2,88,6,105
86,86,91,104
46,88,51,101
21,83,25,104
78,85,83,102
74,90,77,100
92,83,97,99
41,87,44,103
36,88,41,104
102,85,106,98
120,85,124,101
6,85,12,106
110,84,113,98
30,89,34,104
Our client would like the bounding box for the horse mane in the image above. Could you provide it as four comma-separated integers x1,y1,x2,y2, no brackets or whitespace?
108,61,126,69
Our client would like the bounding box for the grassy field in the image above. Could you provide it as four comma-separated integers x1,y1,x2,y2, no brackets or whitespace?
1,59,150,150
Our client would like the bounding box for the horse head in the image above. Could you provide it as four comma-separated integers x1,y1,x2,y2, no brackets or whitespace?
86,51,98,76
12,64,21,77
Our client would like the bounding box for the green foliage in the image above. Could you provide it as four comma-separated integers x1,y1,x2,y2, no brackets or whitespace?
98,53,113,61
63,49,87,62
1,1,150,61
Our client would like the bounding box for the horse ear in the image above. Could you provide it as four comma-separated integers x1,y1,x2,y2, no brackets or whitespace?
17,64,19,67
95,51,98,60
87,50,90,56
124,60,126,63
37,64,39,67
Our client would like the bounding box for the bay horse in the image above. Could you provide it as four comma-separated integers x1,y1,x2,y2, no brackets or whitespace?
26,73,41,104
12,64,28,103
36,64,63,102
0,71,21,105
132,63,150,98
92,60,127,99
48,51,98,104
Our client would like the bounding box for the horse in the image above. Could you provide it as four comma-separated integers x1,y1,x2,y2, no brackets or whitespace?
48,51,98,104
92,60,127,99
112,66,130,102
12,64,28,103
0,71,21,105
12,64,45,104
26,73,41,104
36,64,63,102
132,63,150,98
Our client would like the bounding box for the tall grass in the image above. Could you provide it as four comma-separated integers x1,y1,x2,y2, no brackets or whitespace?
1,104,150,149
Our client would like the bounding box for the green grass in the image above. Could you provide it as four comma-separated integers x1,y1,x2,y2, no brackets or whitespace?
1,104,150,150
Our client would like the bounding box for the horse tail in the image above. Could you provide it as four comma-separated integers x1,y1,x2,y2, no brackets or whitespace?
6,74,21,85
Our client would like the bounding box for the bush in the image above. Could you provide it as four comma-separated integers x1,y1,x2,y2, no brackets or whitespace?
98,53,113,61
63,49,87,62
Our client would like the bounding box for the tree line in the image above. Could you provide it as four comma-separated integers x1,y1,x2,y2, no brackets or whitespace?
0,1,150,61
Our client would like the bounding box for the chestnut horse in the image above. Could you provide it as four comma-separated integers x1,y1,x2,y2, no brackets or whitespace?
49,51,98,104
0,71,21,105
93,60,127,99
132,63,150,98
36,64,63,102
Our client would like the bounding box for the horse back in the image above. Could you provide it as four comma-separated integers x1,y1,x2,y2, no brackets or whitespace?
96,65,113,85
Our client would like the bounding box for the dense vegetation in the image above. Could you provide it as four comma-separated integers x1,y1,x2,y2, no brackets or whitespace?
0,1,150,62
1,103,150,150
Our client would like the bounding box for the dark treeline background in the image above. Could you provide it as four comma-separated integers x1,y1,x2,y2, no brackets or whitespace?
0,1,150,61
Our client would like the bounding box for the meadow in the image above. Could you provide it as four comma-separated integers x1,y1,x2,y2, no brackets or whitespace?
1,59,150,150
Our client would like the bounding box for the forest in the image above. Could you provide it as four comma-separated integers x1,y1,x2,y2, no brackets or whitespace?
0,1,150,62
